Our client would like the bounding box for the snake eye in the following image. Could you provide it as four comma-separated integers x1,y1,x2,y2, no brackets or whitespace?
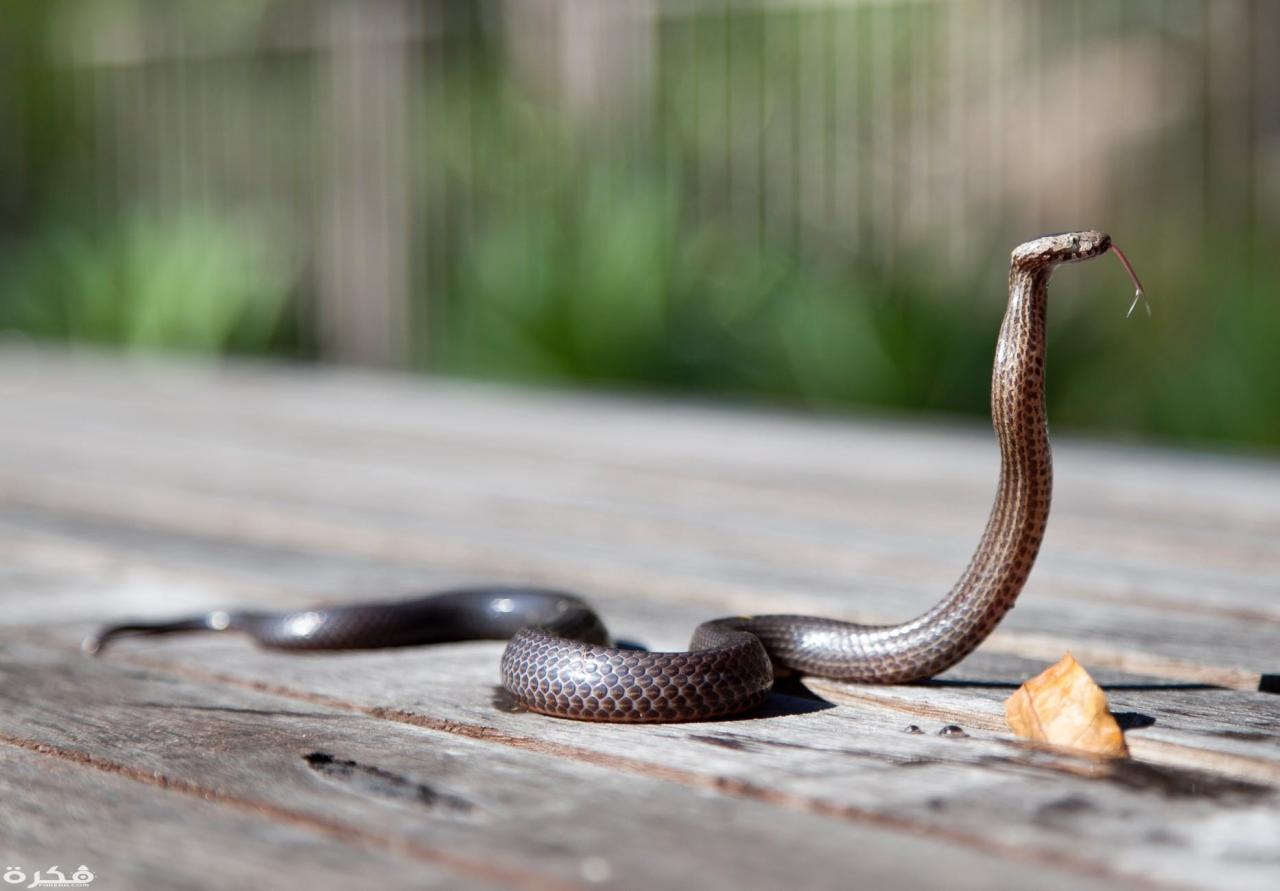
1069,235,1081,250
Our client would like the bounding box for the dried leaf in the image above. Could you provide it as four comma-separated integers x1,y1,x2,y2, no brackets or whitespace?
1004,652,1129,758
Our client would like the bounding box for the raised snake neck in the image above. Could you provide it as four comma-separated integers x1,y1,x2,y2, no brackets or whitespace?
87,231,1131,723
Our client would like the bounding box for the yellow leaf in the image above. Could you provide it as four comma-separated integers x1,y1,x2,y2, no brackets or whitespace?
1004,652,1129,758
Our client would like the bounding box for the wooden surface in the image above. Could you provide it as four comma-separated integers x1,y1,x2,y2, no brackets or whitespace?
1,346,1277,891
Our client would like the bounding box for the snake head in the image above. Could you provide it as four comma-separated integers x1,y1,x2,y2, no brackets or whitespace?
1012,230,1111,271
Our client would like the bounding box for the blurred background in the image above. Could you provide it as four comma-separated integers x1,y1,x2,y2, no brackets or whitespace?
1,0,1277,450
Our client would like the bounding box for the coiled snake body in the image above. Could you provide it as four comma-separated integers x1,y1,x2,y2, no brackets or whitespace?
88,231,1140,723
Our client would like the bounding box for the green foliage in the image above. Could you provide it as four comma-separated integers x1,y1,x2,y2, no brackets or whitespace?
440,165,1002,418
0,210,295,354
1047,237,1280,449
2,3,1276,453
438,154,1280,449
414,9,1280,452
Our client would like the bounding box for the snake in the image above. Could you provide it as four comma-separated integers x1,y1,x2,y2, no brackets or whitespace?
86,231,1144,723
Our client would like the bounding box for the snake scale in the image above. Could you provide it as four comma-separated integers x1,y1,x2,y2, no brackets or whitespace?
87,231,1143,723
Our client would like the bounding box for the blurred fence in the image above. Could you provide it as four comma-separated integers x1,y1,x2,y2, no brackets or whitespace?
3,0,1278,445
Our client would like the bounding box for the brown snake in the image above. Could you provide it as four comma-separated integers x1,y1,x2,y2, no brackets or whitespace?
88,231,1144,723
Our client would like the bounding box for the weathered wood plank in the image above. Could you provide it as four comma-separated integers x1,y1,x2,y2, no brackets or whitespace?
5,368,1276,584
0,638,1120,891
3,380,1275,660
0,445,1273,689
3,508,1278,773
3,350,1275,626
0,747,507,891
1,348,1275,560
3,348,1275,534
81,614,1280,779
4,518,1277,887
16,625,1271,891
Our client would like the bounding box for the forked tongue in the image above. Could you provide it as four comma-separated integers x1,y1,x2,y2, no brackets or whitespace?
1109,244,1149,318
